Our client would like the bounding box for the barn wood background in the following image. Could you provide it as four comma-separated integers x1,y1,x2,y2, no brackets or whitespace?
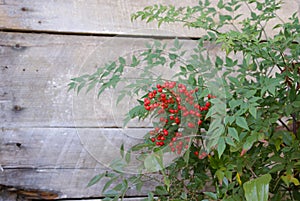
0,1,299,200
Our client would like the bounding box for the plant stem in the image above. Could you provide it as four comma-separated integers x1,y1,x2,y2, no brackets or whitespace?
291,113,297,135
278,118,291,131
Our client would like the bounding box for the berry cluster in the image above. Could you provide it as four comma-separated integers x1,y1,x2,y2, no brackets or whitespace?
143,81,214,155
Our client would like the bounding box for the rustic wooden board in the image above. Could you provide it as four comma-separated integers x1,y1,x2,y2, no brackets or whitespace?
0,0,298,37
0,168,157,199
0,0,199,37
0,127,148,169
0,128,157,199
0,32,204,128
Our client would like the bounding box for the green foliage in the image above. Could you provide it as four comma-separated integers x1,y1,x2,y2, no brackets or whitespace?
243,174,272,201
70,0,300,200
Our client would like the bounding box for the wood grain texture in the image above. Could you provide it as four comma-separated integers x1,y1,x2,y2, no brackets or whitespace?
1,1,299,199
0,0,199,37
0,128,157,198
0,127,147,169
0,32,202,128
0,168,157,199
0,0,298,37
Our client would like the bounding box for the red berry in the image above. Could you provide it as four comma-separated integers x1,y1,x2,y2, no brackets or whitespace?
198,120,203,125
163,129,168,136
189,110,195,115
170,116,175,120
158,88,163,93
188,122,195,128
145,106,151,110
148,93,154,99
203,106,209,111
175,117,180,124
169,109,174,113
183,111,189,117
207,94,212,99
151,137,155,142
205,102,211,107
156,84,162,88
194,151,199,156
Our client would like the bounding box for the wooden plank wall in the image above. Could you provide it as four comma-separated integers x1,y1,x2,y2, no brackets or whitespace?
0,1,299,200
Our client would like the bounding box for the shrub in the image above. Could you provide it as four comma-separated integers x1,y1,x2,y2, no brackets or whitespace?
69,0,300,200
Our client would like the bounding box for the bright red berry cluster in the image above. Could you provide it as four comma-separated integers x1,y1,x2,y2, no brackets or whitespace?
143,81,214,155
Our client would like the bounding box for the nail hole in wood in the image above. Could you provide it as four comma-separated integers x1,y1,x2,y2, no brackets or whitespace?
13,105,23,112
21,7,28,11
16,143,22,148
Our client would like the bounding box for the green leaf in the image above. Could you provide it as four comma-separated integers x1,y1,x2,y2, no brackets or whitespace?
225,137,236,146
154,185,168,195
204,192,218,200
169,53,178,60
131,55,140,67
130,143,151,151
228,127,239,141
217,137,226,158
249,106,257,119
215,56,223,67
217,0,224,9
102,176,119,193
120,144,124,158
174,37,181,49
243,174,272,201
224,116,235,125
103,189,119,197
125,151,131,164
87,173,105,187
235,116,249,130
144,153,163,172
119,57,126,65
229,99,242,110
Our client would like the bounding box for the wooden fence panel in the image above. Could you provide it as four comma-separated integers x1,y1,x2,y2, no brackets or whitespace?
0,128,156,199
0,32,200,128
1,0,299,200
0,0,298,37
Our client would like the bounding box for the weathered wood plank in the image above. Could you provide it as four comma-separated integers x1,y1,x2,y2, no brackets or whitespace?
0,168,157,199
0,0,298,37
0,0,200,37
0,128,157,198
0,32,200,128
0,128,147,169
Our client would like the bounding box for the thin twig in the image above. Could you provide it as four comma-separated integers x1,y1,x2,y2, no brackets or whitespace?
278,118,290,131
291,113,297,135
